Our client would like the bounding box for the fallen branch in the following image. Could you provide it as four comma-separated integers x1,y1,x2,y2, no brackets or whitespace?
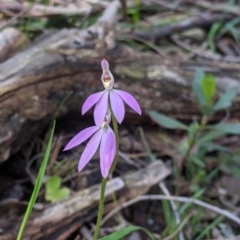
0,0,106,17
134,14,234,41
101,195,240,226
0,28,27,63
172,34,240,63
0,161,170,240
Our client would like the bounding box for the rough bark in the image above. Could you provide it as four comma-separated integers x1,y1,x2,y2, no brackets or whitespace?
0,161,170,240
0,28,27,63
0,1,240,163
0,0,103,17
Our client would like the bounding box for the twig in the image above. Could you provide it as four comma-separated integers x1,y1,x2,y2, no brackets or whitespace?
118,150,136,165
26,153,44,183
133,14,234,41
117,34,164,56
62,168,98,183
172,34,240,63
220,195,240,215
187,0,240,16
139,126,184,239
183,42,208,61
101,195,240,226
80,226,92,240
160,182,184,240
0,0,38,29
147,0,194,14
101,221,129,234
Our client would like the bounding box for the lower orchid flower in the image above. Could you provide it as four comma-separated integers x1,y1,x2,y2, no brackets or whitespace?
63,114,116,178
81,59,141,126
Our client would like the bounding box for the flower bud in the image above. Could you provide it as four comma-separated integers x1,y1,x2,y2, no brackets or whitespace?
101,59,114,89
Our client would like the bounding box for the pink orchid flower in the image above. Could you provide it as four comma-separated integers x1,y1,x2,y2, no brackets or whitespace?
63,114,116,178
82,59,141,125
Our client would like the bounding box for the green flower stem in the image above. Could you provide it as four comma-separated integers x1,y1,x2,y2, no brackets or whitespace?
92,113,119,240
93,178,107,240
180,115,208,171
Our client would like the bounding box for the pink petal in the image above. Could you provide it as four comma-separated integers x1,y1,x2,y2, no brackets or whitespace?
114,90,142,115
64,126,99,151
101,59,109,72
78,128,104,172
100,127,116,178
94,91,109,126
82,91,105,115
109,90,125,124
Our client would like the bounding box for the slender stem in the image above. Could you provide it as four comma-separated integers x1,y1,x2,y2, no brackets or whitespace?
92,113,120,239
180,116,208,171
93,178,107,240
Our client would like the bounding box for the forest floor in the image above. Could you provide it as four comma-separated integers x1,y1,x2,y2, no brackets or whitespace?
0,0,240,239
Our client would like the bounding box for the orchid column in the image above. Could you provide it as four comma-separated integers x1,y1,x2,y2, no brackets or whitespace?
64,59,141,239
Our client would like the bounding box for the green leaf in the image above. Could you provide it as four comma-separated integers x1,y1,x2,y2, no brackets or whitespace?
50,188,70,203
229,25,240,44
161,199,175,236
226,165,240,178
149,110,188,130
213,87,238,111
218,17,240,44
200,74,216,104
192,70,216,116
192,69,206,106
210,123,240,134
199,142,230,152
17,121,56,240
45,176,70,203
188,121,199,133
98,226,155,240
188,121,199,141
199,105,214,116
46,176,61,192
179,188,205,215
195,215,225,240
190,155,205,168
198,131,226,143
207,21,223,52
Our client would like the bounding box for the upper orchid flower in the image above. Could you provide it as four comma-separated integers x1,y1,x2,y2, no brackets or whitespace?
82,59,141,126
63,113,116,178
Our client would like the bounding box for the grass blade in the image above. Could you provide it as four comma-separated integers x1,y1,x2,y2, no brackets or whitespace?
98,226,155,240
195,216,225,240
16,121,56,240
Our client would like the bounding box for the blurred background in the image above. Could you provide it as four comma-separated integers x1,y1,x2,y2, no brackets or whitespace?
0,0,240,239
